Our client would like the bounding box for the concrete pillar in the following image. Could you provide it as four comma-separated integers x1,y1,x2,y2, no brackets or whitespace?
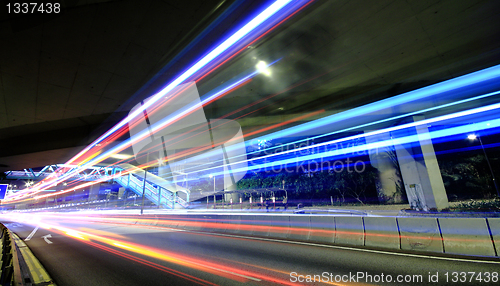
365,131,404,204
224,184,240,203
391,116,449,211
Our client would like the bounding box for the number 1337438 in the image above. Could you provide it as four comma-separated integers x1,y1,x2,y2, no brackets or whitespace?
6,3,60,14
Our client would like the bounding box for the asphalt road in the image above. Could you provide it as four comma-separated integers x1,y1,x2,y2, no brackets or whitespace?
1,215,499,286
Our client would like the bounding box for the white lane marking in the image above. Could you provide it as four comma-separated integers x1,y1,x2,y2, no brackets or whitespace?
24,226,39,241
42,234,53,244
201,265,261,281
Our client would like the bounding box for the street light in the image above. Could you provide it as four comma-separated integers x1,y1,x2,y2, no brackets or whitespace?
468,134,500,198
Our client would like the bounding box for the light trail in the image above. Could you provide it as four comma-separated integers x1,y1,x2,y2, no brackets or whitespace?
157,87,500,182
194,0,315,84
243,88,500,159
6,213,310,285
22,109,322,201
9,60,288,202
12,88,500,202
7,6,500,204
7,210,499,286
183,101,500,178
9,71,257,201
7,0,311,201
65,0,301,165
9,93,500,203
15,212,496,250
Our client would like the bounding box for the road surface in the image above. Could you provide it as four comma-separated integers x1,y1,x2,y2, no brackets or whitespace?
1,213,499,285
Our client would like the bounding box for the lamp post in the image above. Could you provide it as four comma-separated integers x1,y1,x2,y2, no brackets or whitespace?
141,153,150,215
468,134,500,198
282,179,287,199
141,169,147,215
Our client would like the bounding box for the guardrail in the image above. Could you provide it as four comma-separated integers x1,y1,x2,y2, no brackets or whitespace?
0,223,55,286
114,173,179,209
0,225,15,286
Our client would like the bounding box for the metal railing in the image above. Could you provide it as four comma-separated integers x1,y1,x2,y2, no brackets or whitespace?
5,164,190,209
114,172,185,209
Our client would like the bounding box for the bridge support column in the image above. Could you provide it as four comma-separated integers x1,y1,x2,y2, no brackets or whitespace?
391,116,449,211
365,131,404,204
224,184,239,204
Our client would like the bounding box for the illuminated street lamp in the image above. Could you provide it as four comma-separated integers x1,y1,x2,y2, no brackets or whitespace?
256,61,271,76
468,134,500,198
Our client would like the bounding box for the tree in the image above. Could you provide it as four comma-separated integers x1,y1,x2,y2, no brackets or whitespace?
332,166,378,204
440,154,496,200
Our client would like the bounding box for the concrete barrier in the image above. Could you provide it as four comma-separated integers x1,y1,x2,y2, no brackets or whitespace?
398,217,443,253
438,218,496,257
214,215,229,232
487,218,500,257
96,213,500,257
222,215,241,234
288,215,311,241
363,217,400,249
162,215,184,228
238,215,258,236
175,215,202,230
250,215,272,237
134,215,158,226
309,216,335,244
199,215,221,232
334,216,364,246
151,215,159,226
237,215,253,236
153,215,170,228
179,215,199,230
270,215,290,239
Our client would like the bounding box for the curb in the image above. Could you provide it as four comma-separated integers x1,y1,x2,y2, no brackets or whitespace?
0,223,55,286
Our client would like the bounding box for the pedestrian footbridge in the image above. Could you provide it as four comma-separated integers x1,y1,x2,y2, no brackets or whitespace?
5,164,189,209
